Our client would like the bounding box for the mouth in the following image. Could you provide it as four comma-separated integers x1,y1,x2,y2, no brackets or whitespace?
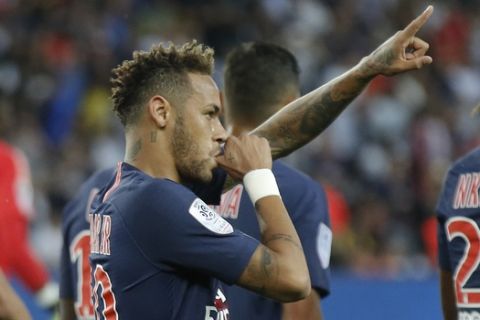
210,145,224,158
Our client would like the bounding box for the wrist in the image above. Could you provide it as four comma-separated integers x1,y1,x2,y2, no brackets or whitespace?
243,169,281,204
356,55,381,80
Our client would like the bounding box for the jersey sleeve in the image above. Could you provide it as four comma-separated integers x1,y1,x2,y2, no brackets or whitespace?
120,180,259,285
287,180,331,297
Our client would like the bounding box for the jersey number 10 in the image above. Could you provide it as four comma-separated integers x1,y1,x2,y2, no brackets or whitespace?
71,231,118,319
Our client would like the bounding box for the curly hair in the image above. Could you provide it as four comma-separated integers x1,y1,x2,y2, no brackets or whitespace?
111,40,215,127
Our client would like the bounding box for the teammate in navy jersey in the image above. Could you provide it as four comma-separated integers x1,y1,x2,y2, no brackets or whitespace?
90,6,432,319
437,147,480,320
219,42,331,319
59,168,114,320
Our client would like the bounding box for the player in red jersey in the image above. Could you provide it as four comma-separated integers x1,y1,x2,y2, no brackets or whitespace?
0,139,58,308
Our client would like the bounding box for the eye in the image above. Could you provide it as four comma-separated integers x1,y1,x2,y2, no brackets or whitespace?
205,110,216,119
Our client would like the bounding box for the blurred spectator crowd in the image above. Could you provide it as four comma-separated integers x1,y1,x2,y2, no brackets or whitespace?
1,0,480,280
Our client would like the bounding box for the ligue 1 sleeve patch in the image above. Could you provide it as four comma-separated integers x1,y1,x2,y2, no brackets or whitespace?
189,198,234,234
317,223,332,268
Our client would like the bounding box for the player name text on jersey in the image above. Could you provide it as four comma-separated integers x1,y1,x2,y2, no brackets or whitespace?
89,213,111,255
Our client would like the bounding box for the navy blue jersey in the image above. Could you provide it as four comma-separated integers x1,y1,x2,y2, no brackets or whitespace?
60,168,115,318
437,147,480,316
213,161,332,319
89,162,259,320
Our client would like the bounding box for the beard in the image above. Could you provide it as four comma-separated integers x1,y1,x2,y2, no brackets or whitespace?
172,114,213,184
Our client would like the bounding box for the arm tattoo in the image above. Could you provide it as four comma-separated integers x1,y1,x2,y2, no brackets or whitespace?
251,65,373,159
380,49,395,67
260,246,274,277
126,139,142,161
221,69,370,189
247,247,278,295
299,92,344,136
264,233,302,251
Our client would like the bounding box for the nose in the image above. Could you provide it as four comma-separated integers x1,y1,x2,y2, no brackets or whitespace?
212,118,227,143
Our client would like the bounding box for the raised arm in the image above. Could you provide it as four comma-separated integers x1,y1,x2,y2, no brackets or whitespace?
251,5,434,159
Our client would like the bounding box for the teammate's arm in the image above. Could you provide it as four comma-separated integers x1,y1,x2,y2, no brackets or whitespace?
251,6,433,159
217,136,310,302
282,290,323,320
440,269,457,320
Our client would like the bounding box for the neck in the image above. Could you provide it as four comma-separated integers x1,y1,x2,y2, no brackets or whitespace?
124,127,180,182
228,117,261,137
227,100,295,137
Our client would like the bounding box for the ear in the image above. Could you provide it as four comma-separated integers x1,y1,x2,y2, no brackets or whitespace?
148,95,171,128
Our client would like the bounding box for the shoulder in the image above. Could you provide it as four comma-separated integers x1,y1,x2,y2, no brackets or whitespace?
272,161,328,222
133,178,196,202
112,177,198,221
118,179,232,238
62,168,116,230
441,147,480,189
88,168,117,188
449,147,480,174
437,147,480,216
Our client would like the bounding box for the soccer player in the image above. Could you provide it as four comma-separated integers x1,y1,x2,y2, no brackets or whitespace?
90,6,432,319
59,168,114,320
219,42,331,319
0,139,59,310
437,147,480,320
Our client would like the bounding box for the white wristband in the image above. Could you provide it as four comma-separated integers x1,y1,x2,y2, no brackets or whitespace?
243,169,281,204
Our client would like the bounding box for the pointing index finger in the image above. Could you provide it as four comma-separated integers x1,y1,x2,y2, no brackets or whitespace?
402,5,434,38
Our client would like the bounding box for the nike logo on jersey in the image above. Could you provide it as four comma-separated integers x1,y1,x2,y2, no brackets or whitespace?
454,173,480,209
